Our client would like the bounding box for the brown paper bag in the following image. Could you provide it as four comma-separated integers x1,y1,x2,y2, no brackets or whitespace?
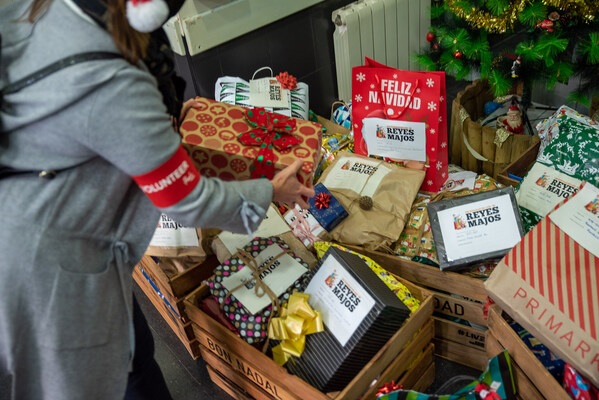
317,152,425,251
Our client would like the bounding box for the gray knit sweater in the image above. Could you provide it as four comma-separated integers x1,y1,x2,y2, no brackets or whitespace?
0,0,272,398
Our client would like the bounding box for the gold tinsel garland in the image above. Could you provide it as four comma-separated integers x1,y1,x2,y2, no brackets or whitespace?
445,0,598,33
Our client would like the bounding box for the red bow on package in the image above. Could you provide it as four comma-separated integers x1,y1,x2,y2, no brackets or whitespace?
276,72,298,90
237,108,300,179
474,383,502,400
376,381,402,397
314,192,331,209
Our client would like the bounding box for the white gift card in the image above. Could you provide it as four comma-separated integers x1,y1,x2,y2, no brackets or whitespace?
321,156,391,198
434,193,521,263
218,205,291,254
304,254,375,346
516,162,581,217
221,244,307,315
249,77,290,108
362,117,426,161
549,183,599,258
149,214,198,247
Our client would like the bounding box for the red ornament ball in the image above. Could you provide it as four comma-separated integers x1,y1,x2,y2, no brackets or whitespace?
426,31,436,43
454,50,463,59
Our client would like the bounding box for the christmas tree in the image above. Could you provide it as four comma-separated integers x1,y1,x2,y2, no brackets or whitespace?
416,0,599,108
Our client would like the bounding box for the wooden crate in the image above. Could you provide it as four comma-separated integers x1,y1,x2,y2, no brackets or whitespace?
184,276,435,399
133,264,201,359
496,140,540,187
433,317,488,371
137,255,218,321
347,247,488,370
486,305,570,400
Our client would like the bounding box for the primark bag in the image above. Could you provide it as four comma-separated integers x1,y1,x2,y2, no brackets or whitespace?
352,57,448,193
485,182,599,388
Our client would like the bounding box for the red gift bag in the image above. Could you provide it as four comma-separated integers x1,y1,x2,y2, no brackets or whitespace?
352,57,448,192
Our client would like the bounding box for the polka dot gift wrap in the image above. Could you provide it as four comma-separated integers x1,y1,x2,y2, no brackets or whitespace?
206,237,312,344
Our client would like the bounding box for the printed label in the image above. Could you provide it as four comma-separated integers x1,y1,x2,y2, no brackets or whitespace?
321,156,391,198
218,205,291,254
149,214,198,247
362,117,426,161
549,183,599,258
436,193,521,262
220,244,307,315
304,254,375,346
249,77,290,108
516,162,581,217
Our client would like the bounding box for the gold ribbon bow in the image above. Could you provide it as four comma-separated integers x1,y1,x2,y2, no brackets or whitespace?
268,292,323,365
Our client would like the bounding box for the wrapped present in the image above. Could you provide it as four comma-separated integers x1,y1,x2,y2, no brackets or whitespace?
509,321,565,382
428,186,524,271
517,106,598,232
283,204,330,249
206,236,312,344
179,98,321,184
317,151,425,251
563,363,599,400
394,174,504,266
211,204,318,268
215,68,310,120
307,183,348,232
376,350,517,400
313,241,420,313
285,247,412,392
485,182,599,388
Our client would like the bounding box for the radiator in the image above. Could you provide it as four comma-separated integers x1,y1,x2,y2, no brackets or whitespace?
332,0,431,103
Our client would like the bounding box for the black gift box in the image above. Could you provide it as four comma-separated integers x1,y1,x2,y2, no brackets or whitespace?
427,186,524,271
284,247,411,392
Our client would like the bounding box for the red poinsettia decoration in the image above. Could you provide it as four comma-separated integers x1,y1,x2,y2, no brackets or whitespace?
276,71,298,90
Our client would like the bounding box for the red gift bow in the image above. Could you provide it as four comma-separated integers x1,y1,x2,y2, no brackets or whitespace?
237,108,300,179
314,192,331,209
375,381,402,396
474,383,502,400
276,71,298,90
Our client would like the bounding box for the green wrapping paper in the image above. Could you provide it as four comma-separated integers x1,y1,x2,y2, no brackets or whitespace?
517,106,599,232
376,350,516,400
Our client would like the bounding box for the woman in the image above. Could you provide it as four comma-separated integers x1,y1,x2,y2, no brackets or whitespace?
0,0,314,398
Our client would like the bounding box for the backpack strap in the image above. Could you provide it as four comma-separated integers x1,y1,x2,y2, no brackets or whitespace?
1,51,121,95
1,51,122,179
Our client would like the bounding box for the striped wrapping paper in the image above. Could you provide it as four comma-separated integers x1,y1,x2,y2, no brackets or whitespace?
485,185,599,388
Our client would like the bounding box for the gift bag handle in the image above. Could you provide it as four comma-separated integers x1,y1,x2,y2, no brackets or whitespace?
330,100,350,122
374,74,419,120
251,66,274,80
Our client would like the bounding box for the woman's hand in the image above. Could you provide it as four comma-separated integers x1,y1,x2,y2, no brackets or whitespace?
271,159,315,209
173,97,203,131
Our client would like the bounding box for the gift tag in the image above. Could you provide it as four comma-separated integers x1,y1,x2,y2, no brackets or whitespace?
149,214,198,247
362,117,426,161
217,205,291,254
249,77,290,108
220,243,308,315
549,182,599,258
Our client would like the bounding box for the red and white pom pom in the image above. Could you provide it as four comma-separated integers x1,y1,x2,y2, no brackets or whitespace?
126,0,170,32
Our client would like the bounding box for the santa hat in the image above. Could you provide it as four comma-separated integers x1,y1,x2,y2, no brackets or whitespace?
507,104,520,113
126,0,172,32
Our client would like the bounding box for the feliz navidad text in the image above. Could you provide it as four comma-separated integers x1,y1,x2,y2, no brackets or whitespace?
368,79,422,110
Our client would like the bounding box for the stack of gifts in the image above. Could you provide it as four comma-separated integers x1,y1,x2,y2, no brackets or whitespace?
516,105,599,232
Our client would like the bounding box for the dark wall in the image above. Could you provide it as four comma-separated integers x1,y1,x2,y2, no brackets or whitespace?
173,0,355,118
